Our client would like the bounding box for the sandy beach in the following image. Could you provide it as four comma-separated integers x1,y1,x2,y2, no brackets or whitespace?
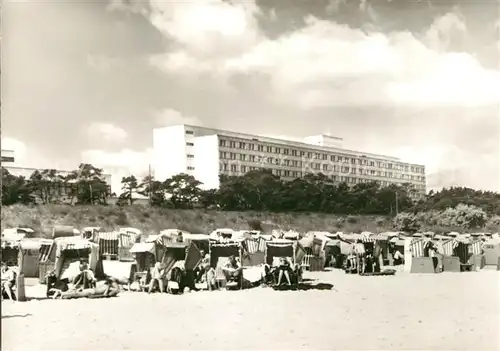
2,269,499,350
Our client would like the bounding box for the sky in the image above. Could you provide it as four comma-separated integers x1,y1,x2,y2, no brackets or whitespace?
2,0,500,194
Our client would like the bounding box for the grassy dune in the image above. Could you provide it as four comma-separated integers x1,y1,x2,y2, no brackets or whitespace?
0,204,396,236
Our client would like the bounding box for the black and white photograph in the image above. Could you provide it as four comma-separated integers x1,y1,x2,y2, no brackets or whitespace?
1,0,499,349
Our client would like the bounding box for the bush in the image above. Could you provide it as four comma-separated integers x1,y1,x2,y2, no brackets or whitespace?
247,219,263,231
375,217,386,227
346,216,358,224
486,215,500,232
393,212,421,233
114,212,129,226
438,204,487,229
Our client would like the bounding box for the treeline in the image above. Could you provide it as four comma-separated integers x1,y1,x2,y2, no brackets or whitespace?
3,165,500,218
1,164,110,206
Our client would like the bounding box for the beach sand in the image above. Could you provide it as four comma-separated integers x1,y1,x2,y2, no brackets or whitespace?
2,269,499,350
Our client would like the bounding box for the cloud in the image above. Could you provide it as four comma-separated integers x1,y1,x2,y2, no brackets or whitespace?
146,2,499,109
81,148,152,193
154,108,203,127
1,137,75,171
87,122,128,142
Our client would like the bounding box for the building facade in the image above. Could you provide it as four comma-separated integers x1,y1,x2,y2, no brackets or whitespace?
1,149,15,163
153,125,426,199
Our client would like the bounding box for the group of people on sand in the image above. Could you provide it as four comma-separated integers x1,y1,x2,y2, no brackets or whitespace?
46,259,120,299
133,249,299,294
140,250,246,293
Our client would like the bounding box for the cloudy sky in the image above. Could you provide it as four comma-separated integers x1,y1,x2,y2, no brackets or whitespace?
2,0,500,193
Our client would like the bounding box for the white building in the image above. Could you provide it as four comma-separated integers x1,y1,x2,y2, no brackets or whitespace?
152,125,426,199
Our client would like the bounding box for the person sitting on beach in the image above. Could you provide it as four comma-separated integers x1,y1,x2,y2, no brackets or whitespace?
195,250,211,283
276,257,292,286
100,275,120,297
176,231,184,243
393,250,404,265
1,262,16,301
46,270,69,298
148,261,166,294
222,255,243,286
73,260,96,290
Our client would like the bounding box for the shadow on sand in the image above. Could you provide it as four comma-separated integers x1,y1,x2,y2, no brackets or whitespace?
272,282,335,291
2,313,33,319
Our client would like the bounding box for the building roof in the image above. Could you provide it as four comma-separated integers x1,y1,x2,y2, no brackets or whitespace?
156,124,423,165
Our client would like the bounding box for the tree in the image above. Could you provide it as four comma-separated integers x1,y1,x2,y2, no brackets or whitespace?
68,163,109,205
1,168,34,205
163,173,203,209
118,175,139,206
138,175,166,206
29,169,65,204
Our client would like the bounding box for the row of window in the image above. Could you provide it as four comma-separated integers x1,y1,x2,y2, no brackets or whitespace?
218,153,425,182
219,164,425,191
218,139,425,173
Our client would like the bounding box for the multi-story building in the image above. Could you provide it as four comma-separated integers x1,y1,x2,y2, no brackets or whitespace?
153,125,426,199
1,149,15,163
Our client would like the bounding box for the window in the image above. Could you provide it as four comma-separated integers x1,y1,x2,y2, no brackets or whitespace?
219,139,226,147
369,161,375,167
185,130,194,135
351,168,357,174
307,152,312,158
341,166,349,173
186,142,194,146
258,145,264,152
239,154,246,161
249,144,255,151
334,165,340,172
322,164,328,172
230,164,237,172
230,153,236,160
229,141,236,148
239,142,246,149
284,148,289,155
266,146,272,153
322,154,327,160
187,166,195,171
276,147,281,154
241,165,247,173
249,155,256,162
291,150,297,156
284,170,290,177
